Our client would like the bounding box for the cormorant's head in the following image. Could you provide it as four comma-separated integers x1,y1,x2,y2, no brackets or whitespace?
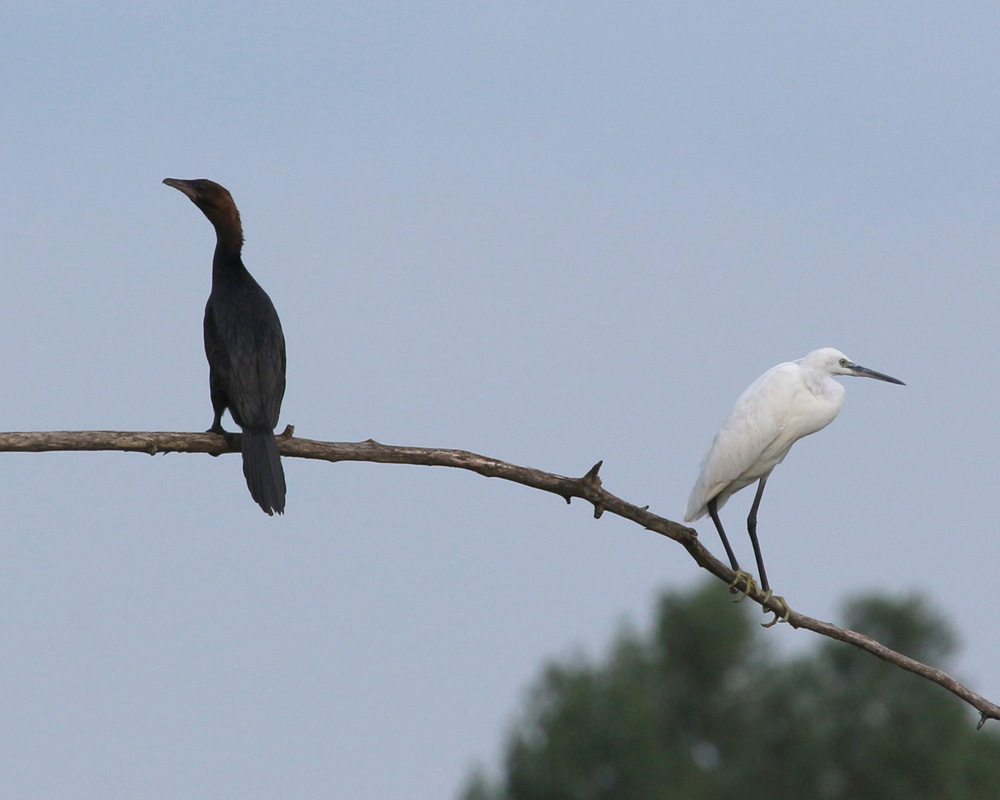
163,178,243,242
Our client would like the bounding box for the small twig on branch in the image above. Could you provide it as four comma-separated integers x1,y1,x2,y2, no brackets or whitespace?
1,428,997,728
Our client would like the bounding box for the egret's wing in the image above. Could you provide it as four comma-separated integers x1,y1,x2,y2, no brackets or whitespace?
685,363,796,520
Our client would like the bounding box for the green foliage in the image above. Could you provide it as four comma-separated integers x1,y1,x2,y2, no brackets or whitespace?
461,583,1000,800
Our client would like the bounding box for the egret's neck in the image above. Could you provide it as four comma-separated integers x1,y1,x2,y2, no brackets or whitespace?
804,369,846,405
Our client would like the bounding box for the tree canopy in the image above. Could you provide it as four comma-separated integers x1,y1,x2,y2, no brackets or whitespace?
461,583,1000,800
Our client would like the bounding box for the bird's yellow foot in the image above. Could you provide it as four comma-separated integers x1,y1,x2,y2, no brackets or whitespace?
728,570,758,603
760,592,790,627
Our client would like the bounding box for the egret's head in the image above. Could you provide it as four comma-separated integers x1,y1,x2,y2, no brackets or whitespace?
804,347,905,385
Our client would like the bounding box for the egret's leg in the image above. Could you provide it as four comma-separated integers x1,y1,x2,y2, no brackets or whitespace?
708,498,758,600
708,497,740,571
746,476,771,593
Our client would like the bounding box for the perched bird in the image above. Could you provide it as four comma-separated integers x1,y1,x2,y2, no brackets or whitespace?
163,178,287,515
685,347,904,596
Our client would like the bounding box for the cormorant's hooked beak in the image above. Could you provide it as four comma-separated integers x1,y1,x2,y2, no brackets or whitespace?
850,364,905,385
162,177,198,200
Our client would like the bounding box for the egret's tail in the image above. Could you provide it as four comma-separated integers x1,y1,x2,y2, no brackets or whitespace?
684,479,708,522
242,427,286,515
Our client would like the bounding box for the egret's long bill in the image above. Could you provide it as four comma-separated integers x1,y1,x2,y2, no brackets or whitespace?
848,363,906,385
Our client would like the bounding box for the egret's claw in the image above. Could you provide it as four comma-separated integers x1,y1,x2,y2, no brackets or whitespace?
728,569,758,603
761,594,790,628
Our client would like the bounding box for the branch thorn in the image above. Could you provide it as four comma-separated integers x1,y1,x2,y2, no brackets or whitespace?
582,461,603,484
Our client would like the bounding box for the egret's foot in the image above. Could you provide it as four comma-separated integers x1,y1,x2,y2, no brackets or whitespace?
760,592,790,628
728,570,758,603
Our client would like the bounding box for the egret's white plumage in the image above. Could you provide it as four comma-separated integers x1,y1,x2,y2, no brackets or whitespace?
685,347,904,593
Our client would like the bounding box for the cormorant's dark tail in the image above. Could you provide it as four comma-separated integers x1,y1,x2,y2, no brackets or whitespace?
242,427,286,515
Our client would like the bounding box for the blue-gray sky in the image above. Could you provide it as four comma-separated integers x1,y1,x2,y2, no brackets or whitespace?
3,3,999,797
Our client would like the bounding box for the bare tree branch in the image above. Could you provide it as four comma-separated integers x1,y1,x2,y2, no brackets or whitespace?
3,427,998,728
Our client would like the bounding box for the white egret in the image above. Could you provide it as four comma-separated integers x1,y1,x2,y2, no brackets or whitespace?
685,347,904,597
